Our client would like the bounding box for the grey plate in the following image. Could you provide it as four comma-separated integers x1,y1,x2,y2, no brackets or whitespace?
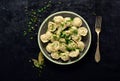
38,11,91,65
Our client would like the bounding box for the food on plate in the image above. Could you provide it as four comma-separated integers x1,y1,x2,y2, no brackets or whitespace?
72,17,82,27
53,16,64,23
60,51,69,61
51,52,60,60
78,27,88,36
69,49,79,57
40,16,88,61
40,31,52,43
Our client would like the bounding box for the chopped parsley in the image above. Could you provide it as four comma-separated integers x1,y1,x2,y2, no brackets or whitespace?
32,52,44,68
51,24,54,30
72,30,78,35
61,23,64,27
53,34,59,40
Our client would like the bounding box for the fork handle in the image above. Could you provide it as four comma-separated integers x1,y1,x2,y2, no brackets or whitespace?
95,33,100,63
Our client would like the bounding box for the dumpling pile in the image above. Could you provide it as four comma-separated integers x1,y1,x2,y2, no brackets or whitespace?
40,16,88,61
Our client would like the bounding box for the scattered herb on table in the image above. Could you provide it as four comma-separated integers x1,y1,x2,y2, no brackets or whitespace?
23,0,52,40
32,52,44,69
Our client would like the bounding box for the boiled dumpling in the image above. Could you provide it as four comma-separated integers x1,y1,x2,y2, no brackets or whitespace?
69,49,79,57
60,21,67,30
51,41,60,52
46,31,52,37
51,52,60,60
59,38,66,43
77,41,85,51
67,40,77,51
78,27,88,36
70,26,77,30
53,16,64,23
55,27,63,35
59,43,67,52
64,30,71,35
40,31,52,43
60,52,69,61
50,34,59,42
46,41,60,53
48,21,57,32
70,26,78,34
46,43,53,53
40,34,48,43
72,34,80,41
72,17,82,27
64,17,72,26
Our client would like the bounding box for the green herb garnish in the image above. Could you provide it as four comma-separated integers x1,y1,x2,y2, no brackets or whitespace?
32,52,44,68
72,30,78,35
51,24,54,30
66,47,75,51
23,31,27,36
60,32,66,38
61,23,64,27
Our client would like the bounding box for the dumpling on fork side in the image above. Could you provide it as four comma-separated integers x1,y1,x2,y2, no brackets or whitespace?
69,49,80,58
72,17,82,27
78,27,88,36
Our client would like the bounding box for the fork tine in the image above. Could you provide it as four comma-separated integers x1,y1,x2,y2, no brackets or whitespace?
95,16,102,28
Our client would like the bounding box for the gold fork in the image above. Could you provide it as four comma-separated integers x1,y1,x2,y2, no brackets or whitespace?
95,16,102,63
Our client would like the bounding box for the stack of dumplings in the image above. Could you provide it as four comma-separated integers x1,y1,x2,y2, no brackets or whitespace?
40,16,88,61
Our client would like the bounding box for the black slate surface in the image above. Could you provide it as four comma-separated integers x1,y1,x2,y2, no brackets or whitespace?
0,0,120,81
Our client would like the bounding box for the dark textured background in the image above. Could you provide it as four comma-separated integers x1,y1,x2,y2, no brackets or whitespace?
0,0,120,81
